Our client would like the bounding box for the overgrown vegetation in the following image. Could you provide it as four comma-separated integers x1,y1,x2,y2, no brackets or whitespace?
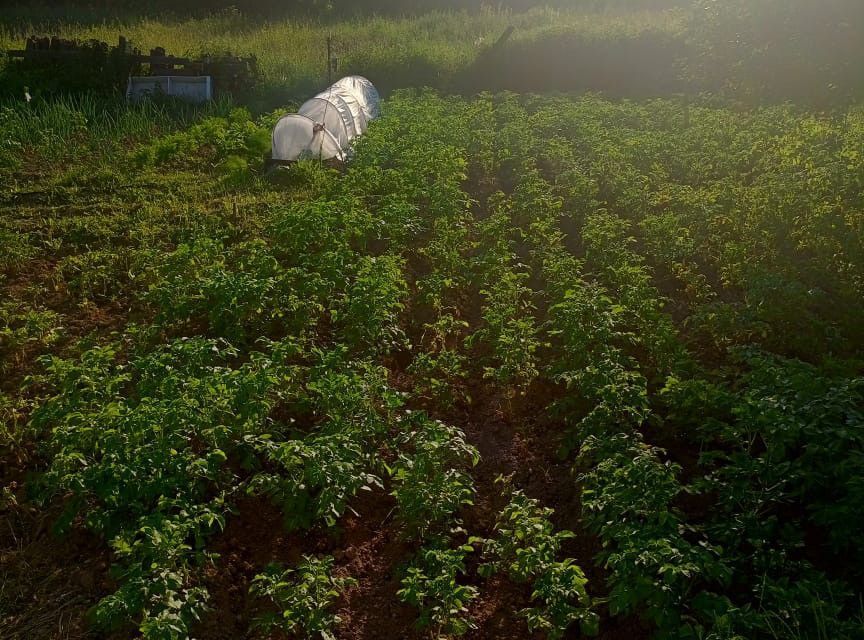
2,1,863,105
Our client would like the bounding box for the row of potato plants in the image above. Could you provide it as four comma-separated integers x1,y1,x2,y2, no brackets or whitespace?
506,94,864,637
350,93,525,639
475,116,719,636
369,92,600,639
355,93,485,638
461,91,864,639
23,94,487,639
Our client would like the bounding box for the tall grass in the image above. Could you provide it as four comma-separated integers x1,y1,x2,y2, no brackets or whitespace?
0,1,860,120
0,94,234,170
0,7,686,100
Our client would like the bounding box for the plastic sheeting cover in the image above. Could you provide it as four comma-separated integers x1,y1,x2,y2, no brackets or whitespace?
272,76,380,162
272,114,344,161
308,86,368,135
333,76,381,120
298,96,353,147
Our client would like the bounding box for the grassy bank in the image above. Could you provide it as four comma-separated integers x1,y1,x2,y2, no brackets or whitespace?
3,2,862,106
0,8,685,100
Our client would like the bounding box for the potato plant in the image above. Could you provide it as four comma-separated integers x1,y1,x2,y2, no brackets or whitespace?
398,540,481,638
481,488,599,638
250,556,356,639
467,202,541,390
388,413,479,538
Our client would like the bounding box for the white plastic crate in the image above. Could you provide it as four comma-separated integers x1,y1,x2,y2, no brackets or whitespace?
126,75,212,103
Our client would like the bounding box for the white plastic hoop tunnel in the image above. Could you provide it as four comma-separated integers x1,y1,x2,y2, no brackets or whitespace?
333,75,381,121
272,114,344,162
271,76,380,162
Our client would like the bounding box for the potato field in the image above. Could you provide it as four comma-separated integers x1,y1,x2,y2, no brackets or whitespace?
2,3,864,640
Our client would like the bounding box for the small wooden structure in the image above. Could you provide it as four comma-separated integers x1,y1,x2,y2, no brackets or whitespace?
6,35,259,96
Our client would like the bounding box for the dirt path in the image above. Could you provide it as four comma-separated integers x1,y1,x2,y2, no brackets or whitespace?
441,378,649,640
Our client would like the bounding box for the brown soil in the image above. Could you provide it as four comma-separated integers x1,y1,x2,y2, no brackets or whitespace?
451,380,649,640
0,500,112,640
